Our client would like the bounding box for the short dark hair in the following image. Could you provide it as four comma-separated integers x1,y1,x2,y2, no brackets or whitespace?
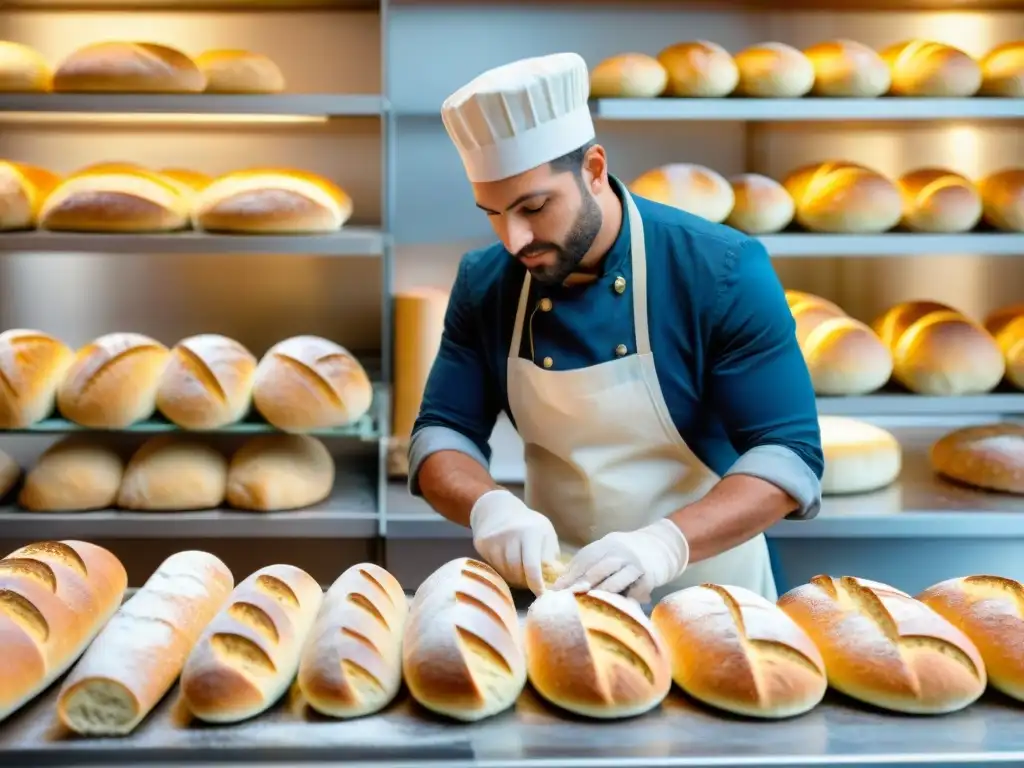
548,140,596,177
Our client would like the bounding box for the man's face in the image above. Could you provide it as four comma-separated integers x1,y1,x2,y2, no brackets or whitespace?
473,163,603,285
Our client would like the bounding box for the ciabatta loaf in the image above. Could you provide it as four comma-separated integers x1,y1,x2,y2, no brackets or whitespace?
0,161,60,231
0,329,74,428
19,437,124,512
226,434,334,512
53,42,205,93
117,436,228,511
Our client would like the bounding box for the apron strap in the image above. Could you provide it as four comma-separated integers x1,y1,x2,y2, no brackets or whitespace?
510,271,532,360
620,184,651,356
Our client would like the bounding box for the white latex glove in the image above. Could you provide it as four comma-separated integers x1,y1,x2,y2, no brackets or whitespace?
552,519,690,604
469,489,560,596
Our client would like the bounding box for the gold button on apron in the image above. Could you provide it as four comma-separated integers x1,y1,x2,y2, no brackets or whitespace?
543,356,554,369
539,298,553,312
615,344,628,357
613,276,627,294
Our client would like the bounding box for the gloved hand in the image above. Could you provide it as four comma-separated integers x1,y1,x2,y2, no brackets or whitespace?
552,519,690,604
470,489,560,596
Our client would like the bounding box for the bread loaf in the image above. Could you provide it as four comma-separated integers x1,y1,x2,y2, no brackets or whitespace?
870,300,958,351
778,575,986,714
53,42,205,93
820,417,901,494
630,164,734,224
897,168,982,233
790,298,846,346
725,174,794,234
0,161,61,231
403,557,526,721
882,40,982,97
226,434,334,512
979,41,1024,97
985,306,1024,390
930,423,1024,494
891,311,1004,396
156,334,257,430
117,436,228,511
652,584,826,718
918,575,1024,701
0,329,74,428
978,169,1024,232
733,42,815,98
804,39,891,97
0,540,127,722
19,437,124,512
657,41,738,97
785,290,843,315
57,333,170,428
526,589,671,719
589,53,667,98
0,41,52,92
984,303,1024,338
784,162,902,234
0,450,19,500
195,50,285,94
57,551,234,735
160,168,211,193
298,564,408,718
192,169,353,234
181,564,323,723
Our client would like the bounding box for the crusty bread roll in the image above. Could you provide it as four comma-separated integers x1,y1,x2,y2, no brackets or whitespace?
0,540,127,722
652,584,826,718
819,416,902,494
526,589,671,719
778,575,986,714
192,169,353,234
918,575,1024,701
733,42,816,98
930,423,1024,494
298,564,408,718
656,41,738,97
57,551,233,735
403,557,526,721
0,41,52,92
159,168,212,195
985,306,1024,390
784,161,902,234
897,168,982,233
0,450,19,500
181,564,323,723
979,41,1024,97
589,53,667,98
57,333,170,428
785,290,843,315
790,298,846,346
0,161,61,231
881,40,982,97
156,334,257,430
19,437,125,512
804,39,891,97
226,434,334,512
725,174,794,234
978,168,1024,232
53,42,205,93
195,49,285,94
117,436,228,511
630,164,734,224
0,329,74,428
984,303,1024,338
871,300,958,351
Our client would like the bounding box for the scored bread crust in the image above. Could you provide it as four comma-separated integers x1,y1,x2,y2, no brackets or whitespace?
804,39,891,97
0,329,75,428
53,42,205,93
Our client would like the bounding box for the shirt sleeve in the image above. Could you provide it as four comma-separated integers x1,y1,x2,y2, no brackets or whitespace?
708,238,824,520
407,257,502,496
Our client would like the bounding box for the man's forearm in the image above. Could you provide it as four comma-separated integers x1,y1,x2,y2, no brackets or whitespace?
417,450,502,527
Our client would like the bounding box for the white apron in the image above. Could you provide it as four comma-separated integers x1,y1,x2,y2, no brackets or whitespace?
506,182,777,603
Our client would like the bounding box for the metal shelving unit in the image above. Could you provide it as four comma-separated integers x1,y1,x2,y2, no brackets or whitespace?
0,94,386,116
760,233,1024,257
816,391,1024,416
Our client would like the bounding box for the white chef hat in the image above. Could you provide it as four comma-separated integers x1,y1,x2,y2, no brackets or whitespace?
442,52,595,184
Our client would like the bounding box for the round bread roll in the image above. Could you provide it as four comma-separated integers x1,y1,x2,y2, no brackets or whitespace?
892,311,1005,395
930,423,1024,494
656,41,739,97
19,436,124,512
53,42,205,93
159,168,212,193
733,42,815,98
977,168,1024,232
0,161,61,231
192,169,353,234
790,298,846,346
984,303,1024,338
726,174,794,234
0,329,75,428
783,161,902,234
819,416,902,494
252,336,373,432
0,449,20,500
0,41,52,92
870,300,958,351
226,434,334,511
897,168,982,233
117,436,227,511
525,589,671,719
989,313,1024,390
195,50,285,94
589,53,667,98
803,39,891,98
784,290,843,314
881,40,982,97
156,334,257,430
57,333,171,428
630,164,734,224
979,41,1024,97
801,316,894,396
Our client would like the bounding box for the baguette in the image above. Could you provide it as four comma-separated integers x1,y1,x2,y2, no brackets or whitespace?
57,551,234,735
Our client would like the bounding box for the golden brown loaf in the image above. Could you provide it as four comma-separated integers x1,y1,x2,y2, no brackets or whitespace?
984,303,1024,338
117,436,228,511
0,41,52,92
797,313,893,396
57,551,234,735
930,423,1024,494
298,564,409,718
870,299,958,351
986,308,1024,390
160,168,212,193
819,416,902,495
897,168,983,233
526,589,671,719
19,437,125,512
226,434,334,512
57,332,171,428
195,49,285,94
0,540,128,722
156,334,257,430
979,41,1024,97
0,450,19,499
733,42,815,98
0,161,61,231
53,42,205,93
804,39,891,97
789,297,846,347
785,290,843,315
656,41,738,97
977,168,1024,232
181,564,323,723
589,53,667,98
784,161,902,234
0,329,74,428
192,169,353,234
725,174,794,234
403,557,526,721
778,575,986,714
881,40,982,97
653,584,827,718
630,164,734,224
918,575,1024,701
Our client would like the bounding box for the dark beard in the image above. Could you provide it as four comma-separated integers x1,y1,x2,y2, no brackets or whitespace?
515,187,603,285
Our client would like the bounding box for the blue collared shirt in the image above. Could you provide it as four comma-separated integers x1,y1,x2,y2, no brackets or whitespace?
409,179,824,519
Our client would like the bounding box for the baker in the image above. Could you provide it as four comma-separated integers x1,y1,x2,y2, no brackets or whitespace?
408,52,824,604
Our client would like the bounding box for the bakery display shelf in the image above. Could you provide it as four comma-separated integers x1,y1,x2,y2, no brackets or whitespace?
816,391,1024,417
3,0,378,8
0,94,385,117
759,232,1024,257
